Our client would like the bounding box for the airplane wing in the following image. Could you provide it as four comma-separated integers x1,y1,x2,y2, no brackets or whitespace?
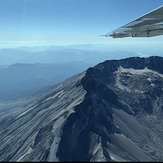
102,5,163,38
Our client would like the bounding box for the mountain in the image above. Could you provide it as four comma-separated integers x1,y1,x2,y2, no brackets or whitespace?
0,61,91,100
0,45,139,65
1,56,163,161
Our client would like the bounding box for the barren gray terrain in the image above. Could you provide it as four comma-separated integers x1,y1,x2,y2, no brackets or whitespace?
1,56,163,161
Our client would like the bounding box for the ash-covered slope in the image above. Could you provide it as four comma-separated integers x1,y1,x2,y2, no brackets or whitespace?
1,56,163,161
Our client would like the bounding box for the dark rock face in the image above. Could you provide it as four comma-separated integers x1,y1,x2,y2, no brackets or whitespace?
1,56,163,161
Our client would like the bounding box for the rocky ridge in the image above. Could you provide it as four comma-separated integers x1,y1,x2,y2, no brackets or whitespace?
1,56,163,161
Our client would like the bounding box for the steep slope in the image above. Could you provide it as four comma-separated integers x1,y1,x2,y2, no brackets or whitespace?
1,56,163,161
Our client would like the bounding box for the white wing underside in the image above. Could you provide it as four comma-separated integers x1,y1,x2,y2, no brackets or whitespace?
103,5,163,38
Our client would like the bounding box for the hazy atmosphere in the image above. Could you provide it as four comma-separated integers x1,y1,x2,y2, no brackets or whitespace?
0,0,163,100
0,1,163,94
0,0,163,64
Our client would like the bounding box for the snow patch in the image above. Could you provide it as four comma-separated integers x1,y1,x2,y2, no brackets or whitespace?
109,152,126,162
43,90,65,102
114,66,163,91
17,147,33,161
16,104,38,119
54,84,63,91
117,66,163,77
147,77,152,82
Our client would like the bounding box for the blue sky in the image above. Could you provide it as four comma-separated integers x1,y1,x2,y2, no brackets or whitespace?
0,0,163,46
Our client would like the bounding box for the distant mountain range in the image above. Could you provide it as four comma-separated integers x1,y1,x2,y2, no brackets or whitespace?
0,45,142,101
1,56,163,161
0,61,91,100
0,45,141,65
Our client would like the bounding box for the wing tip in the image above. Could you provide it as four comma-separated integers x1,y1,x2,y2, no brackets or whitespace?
99,33,112,38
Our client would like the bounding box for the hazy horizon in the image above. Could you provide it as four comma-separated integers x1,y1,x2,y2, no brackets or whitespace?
1,1,163,65
0,42,163,66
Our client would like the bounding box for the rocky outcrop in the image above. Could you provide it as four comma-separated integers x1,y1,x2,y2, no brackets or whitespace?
1,56,163,161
